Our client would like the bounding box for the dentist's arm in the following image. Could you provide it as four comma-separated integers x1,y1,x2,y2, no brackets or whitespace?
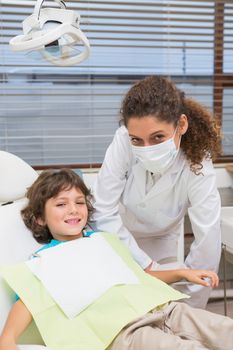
182,159,221,307
0,300,32,350
93,126,152,269
145,267,219,288
186,159,221,273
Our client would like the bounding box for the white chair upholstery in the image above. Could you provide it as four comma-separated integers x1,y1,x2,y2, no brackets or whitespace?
0,150,38,203
0,151,47,349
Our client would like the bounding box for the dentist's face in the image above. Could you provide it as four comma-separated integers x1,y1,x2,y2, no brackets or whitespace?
38,187,88,241
127,114,188,147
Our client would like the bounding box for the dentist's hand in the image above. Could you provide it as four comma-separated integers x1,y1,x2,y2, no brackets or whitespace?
181,269,219,288
144,264,219,287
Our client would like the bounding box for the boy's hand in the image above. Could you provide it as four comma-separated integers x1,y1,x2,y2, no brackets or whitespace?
0,336,19,350
181,269,219,288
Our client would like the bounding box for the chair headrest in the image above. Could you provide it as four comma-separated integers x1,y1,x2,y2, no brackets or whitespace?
0,151,38,203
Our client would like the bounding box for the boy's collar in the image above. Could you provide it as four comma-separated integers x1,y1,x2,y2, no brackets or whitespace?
50,230,95,243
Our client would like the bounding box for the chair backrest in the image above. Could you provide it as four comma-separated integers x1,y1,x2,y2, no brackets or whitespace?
0,151,43,345
0,150,38,204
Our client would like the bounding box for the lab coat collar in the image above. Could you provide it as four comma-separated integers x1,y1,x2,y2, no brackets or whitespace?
132,150,186,199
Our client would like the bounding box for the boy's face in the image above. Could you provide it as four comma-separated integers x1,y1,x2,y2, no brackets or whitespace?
39,187,88,241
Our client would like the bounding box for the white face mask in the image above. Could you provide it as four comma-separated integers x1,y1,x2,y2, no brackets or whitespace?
131,128,180,174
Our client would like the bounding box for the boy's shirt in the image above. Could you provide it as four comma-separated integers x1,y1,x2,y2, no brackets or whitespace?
35,230,95,254
35,238,62,253
2,232,188,350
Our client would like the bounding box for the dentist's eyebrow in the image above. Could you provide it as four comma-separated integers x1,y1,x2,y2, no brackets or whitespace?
129,130,165,138
128,133,141,138
149,130,165,135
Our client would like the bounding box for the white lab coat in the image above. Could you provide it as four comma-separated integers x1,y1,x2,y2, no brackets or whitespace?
93,126,221,308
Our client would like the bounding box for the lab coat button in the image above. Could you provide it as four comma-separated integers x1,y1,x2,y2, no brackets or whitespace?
140,203,146,208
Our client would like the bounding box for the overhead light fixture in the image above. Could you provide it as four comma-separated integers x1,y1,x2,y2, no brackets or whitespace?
9,0,91,66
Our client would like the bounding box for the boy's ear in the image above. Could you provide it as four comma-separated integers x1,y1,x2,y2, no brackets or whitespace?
37,217,45,226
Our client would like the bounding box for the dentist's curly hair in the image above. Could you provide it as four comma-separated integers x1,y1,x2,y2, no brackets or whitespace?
21,169,94,244
120,75,221,174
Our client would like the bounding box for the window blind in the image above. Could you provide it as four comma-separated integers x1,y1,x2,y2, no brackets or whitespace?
221,2,233,156
0,0,232,167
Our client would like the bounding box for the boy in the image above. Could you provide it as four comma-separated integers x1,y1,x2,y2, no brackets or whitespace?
0,169,232,350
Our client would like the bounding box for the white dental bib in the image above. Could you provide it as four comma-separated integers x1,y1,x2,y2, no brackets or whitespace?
26,233,139,318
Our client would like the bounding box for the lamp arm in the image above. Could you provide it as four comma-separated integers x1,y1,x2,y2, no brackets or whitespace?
34,0,66,19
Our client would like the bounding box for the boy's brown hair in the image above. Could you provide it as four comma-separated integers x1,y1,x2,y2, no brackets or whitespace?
21,169,94,243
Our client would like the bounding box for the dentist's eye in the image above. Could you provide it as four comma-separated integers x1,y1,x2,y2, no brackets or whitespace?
151,134,165,144
130,137,143,146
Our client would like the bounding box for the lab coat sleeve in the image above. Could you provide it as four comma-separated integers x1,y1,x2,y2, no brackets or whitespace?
92,127,152,269
182,158,221,307
186,158,221,271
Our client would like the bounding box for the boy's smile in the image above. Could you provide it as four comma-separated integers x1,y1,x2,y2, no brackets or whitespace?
38,187,88,241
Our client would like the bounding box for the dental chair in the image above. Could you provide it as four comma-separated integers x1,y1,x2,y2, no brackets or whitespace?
0,150,47,349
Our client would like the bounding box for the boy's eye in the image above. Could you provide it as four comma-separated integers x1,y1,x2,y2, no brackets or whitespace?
76,201,86,205
56,203,65,207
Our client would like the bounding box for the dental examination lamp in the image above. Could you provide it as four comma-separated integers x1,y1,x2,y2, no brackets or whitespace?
9,0,90,66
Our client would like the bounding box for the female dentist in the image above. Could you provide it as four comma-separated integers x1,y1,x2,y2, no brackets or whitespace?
93,75,221,308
